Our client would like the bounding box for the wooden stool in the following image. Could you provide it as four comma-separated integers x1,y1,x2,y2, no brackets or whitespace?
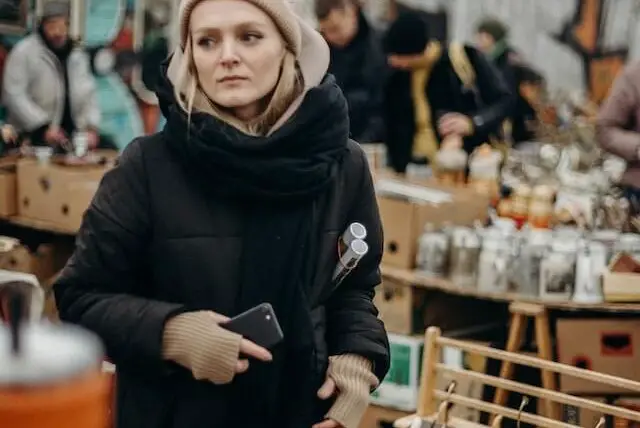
493,302,558,420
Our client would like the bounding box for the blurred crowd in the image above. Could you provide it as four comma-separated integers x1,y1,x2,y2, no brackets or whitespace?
316,0,545,174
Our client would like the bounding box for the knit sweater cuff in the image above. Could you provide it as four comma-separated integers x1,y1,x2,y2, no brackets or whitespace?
162,311,242,384
326,354,379,428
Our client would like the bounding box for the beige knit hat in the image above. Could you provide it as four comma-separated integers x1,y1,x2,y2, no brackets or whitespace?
172,0,329,90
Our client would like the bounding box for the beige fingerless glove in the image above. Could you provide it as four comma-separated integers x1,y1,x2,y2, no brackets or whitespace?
326,354,379,428
162,311,242,385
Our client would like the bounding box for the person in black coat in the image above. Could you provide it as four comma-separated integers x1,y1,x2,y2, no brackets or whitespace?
382,11,513,173
53,1,389,428
316,0,386,143
475,18,544,143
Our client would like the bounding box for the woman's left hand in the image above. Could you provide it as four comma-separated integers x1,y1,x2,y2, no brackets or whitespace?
313,377,343,428
313,354,377,428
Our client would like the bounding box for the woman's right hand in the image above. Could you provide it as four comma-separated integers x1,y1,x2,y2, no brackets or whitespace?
162,310,272,384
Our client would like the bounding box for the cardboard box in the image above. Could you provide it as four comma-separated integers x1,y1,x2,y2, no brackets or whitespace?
0,237,32,273
375,278,505,336
16,158,111,232
374,280,428,335
562,397,606,427
0,238,71,281
376,178,488,269
0,162,17,217
614,398,640,428
603,254,640,302
0,239,72,321
371,334,424,411
557,319,640,393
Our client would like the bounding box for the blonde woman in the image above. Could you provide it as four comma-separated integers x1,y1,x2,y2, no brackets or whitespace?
54,1,389,428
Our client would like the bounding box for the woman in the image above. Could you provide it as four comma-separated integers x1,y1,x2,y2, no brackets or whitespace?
597,62,640,202
53,1,389,428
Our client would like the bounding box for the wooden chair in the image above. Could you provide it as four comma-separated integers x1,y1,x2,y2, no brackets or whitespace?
394,327,640,428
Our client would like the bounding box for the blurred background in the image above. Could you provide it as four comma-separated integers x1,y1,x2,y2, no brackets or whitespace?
0,0,638,149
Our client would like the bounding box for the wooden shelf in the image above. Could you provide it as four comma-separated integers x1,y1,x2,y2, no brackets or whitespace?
382,265,640,313
0,215,77,235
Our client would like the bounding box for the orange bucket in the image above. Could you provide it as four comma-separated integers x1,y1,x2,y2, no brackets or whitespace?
0,322,110,428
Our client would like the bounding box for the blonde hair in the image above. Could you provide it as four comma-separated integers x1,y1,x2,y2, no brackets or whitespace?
172,35,304,136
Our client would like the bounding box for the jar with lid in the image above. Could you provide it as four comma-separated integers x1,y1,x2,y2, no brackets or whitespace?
511,184,531,228
514,229,552,296
476,230,512,293
492,217,517,236
613,233,640,259
589,229,620,263
496,198,513,218
468,145,503,201
539,238,578,300
434,148,468,187
448,227,481,287
528,185,555,229
573,241,606,304
553,226,584,241
416,223,449,277
0,290,110,428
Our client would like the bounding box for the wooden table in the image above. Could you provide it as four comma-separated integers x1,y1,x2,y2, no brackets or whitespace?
381,265,640,420
3,215,77,235
382,265,640,313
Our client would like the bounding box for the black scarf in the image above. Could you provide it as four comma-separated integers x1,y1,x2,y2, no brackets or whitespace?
156,59,349,426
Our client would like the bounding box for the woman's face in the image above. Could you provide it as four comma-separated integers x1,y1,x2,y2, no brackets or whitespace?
190,0,286,120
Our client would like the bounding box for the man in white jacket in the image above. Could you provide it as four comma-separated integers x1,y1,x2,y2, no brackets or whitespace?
2,1,103,151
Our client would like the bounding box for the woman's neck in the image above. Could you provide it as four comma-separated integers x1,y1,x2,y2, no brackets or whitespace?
233,103,261,121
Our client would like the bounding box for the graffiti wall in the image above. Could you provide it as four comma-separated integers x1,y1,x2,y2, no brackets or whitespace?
365,0,640,103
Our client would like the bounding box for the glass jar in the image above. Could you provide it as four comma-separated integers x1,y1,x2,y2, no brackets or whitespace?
434,148,467,187
589,229,620,263
416,223,449,277
613,233,640,259
448,227,481,288
468,147,502,200
511,184,531,228
0,316,108,428
476,231,512,293
573,241,606,304
515,229,552,297
539,238,578,301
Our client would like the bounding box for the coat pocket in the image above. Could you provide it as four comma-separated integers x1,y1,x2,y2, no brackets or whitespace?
309,231,340,306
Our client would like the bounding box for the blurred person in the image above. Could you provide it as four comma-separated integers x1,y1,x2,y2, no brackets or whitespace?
54,1,389,428
382,11,512,174
141,5,171,92
475,18,543,143
597,62,640,196
0,123,16,154
2,1,109,152
316,0,386,143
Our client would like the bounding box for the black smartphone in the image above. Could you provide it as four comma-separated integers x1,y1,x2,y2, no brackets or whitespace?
221,303,284,349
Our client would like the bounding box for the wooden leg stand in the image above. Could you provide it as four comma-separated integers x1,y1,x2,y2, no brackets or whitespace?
493,302,559,420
